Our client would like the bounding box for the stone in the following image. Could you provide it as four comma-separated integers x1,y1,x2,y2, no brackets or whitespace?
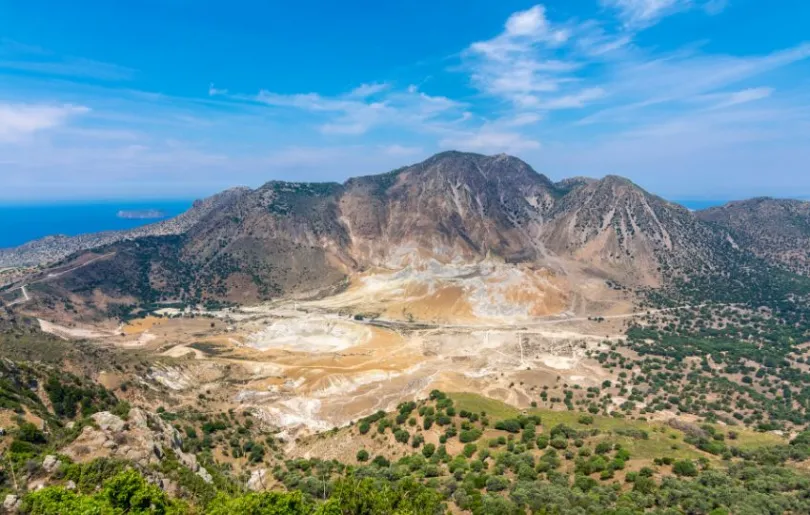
197,467,213,484
41,455,60,473
66,480,77,490
3,494,20,512
247,468,268,491
92,412,126,433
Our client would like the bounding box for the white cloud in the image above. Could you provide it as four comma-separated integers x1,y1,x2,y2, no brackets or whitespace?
380,144,423,157
707,87,774,109
0,103,89,142
440,129,540,154
581,43,810,125
252,84,463,136
505,5,567,41
208,83,228,96
503,113,543,127
465,5,609,114
538,87,607,109
348,83,389,98
601,0,690,28
601,0,730,29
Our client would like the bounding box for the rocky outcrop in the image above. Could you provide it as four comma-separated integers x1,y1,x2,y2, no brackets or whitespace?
63,409,210,481
247,468,269,491
41,455,61,474
3,494,20,512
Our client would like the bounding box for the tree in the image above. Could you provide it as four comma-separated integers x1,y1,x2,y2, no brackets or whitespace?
422,443,436,458
673,459,699,477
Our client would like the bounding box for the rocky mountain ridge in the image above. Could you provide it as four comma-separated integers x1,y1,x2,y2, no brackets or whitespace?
5,151,799,315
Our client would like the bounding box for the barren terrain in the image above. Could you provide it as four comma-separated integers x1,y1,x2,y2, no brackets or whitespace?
21,257,654,446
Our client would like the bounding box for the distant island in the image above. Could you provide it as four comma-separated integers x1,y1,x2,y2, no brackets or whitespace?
116,209,168,220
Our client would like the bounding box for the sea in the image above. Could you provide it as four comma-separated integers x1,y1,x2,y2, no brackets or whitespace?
0,200,194,250
0,198,729,250
675,200,730,211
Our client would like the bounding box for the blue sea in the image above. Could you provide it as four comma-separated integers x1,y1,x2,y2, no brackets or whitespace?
673,199,730,211
0,200,194,250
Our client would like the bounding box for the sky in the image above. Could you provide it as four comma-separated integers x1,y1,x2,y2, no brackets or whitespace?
0,0,809,201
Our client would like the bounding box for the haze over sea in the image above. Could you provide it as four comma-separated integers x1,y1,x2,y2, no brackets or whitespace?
0,198,725,251
0,200,193,249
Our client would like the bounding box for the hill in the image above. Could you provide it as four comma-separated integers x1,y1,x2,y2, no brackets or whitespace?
698,197,810,276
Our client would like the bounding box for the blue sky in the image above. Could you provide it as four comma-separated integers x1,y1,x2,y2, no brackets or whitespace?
1,0,809,201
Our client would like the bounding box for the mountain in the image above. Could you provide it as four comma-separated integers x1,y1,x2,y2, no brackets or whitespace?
9,152,746,317
697,197,810,276
0,187,250,268
339,151,559,265
543,175,732,286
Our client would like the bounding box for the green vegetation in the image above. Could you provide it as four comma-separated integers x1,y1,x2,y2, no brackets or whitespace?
4,381,810,514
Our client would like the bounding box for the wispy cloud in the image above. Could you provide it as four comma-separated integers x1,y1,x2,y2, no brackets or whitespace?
600,0,726,29
600,0,691,28
464,5,585,110
0,103,89,142
214,83,465,136
347,83,390,98
580,43,810,125
0,39,135,81
704,87,774,110
440,129,540,153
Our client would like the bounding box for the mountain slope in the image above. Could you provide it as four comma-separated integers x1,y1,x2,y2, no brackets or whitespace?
9,152,756,318
0,187,250,268
697,197,810,275
543,176,735,286
340,151,560,265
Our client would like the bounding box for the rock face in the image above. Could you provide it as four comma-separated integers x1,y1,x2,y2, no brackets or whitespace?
41,455,61,474
698,197,810,276
25,151,749,311
3,494,20,512
63,409,209,480
247,468,269,491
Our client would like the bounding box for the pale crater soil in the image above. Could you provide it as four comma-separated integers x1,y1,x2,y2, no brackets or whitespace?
44,262,636,442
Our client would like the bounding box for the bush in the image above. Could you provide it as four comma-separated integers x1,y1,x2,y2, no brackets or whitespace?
672,459,698,477
485,475,509,492
463,443,477,458
356,449,369,462
17,422,47,445
459,429,482,443
394,429,410,444
422,443,436,458
371,456,390,468
494,419,522,433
